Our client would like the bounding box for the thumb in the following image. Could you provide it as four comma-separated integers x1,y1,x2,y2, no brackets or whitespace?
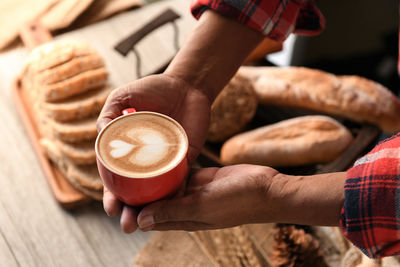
96,87,130,132
137,197,198,231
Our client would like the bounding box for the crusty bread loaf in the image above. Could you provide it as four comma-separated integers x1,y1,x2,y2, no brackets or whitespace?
20,39,110,201
238,66,400,134
42,84,113,122
207,74,258,142
220,115,353,167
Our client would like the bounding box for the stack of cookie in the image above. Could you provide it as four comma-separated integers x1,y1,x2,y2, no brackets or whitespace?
21,39,113,200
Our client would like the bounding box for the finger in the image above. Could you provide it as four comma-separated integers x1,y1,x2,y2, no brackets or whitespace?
137,197,197,230
185,167,219,194
120,205,139,234
174,88,211,165
103,186,122,217
96,78,167,132
175,176,188,197
141,221,213,232
97,90,126,132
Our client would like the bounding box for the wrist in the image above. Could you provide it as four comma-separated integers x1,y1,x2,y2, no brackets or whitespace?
165,10,263,103
264,172,346,226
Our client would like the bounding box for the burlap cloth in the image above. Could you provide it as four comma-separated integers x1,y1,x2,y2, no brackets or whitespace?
134,224,350,267
0,0,144,50
134,225,272,267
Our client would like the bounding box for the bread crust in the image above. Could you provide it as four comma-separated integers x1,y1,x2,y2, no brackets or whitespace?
50,115,98,143
37,54,105,85
40,138,103,200
55,138,96,165
22,39,108,102
239,66,400,134
207,74,258,142
43,67,108,102
220,115,353,167
24,40,97,72
42,84,113,122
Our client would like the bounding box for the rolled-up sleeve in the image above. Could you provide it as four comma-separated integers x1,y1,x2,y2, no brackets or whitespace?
340,133,400,258
190,0,325,42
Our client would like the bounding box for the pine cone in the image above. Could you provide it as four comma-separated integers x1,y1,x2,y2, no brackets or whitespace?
269,225,328,267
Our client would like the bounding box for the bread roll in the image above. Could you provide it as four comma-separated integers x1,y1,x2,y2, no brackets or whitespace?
238,66,400,134
220,115,353,167
207,74,258,142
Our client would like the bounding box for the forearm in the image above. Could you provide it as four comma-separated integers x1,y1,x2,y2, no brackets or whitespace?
165,10,264,102
266,172,346,226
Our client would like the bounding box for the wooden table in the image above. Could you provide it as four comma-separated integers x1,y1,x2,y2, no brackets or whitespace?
0,0,196,266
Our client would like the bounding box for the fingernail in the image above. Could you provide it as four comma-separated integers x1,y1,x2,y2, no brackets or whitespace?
138,215,155,230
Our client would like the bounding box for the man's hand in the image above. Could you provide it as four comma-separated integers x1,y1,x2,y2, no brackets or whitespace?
135,166,346,232
136,164,279,231
97,74,211,232
97,74,211,164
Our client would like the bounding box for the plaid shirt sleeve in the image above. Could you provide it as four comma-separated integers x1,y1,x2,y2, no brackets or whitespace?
340,133,400,258
190,0,325,42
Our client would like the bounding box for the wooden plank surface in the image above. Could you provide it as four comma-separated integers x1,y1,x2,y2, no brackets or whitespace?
0,227,19,267
0,0,195,266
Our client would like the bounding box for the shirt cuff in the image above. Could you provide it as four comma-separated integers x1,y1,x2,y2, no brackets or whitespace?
190,0,325,42
340,133,400,258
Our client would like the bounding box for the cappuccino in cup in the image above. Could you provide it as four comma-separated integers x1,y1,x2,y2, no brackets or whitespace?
97,112,188,177
95,111,188,206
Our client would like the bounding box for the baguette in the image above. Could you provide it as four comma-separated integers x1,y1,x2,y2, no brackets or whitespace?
220,115,353,167
238,66,400,134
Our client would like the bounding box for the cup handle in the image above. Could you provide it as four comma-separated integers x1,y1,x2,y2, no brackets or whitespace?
122,108,136,115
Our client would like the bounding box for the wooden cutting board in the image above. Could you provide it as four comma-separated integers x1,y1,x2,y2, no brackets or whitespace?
14,20,92,208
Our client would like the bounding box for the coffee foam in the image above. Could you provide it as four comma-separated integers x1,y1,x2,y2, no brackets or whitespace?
97,113,187,178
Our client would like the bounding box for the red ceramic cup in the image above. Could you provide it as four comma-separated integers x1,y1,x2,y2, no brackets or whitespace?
95,109,188,206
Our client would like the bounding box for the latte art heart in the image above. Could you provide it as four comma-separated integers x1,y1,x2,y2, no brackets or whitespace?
108,128,181,168
109,140,135,158
98,113,187,177
128,130,169,166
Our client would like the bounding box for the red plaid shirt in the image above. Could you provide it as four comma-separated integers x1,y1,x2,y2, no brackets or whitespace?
341,134,400,258
191,0,325,41
191,0,400,258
